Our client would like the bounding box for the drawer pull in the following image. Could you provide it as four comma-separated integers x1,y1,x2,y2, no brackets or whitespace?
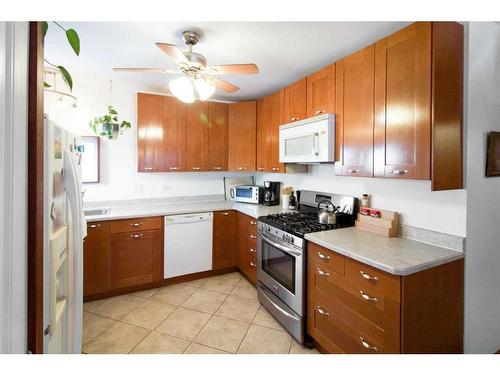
88,224,100,229
391,169,408,175
360,271,379,282
290,117,300,122
221,212,230,216
249,248,257,253
315,109,325,115
316,306,330,317
347,169,360,174
192,166,202,170
144,167,155,171
359,290,378,303
249,261,256,267
249,234,257,239
213,166,222,170
130,222,143,227
360,337,378,352
130,234,143,239
250,220,257,225
272,167,280,171
317,251,331,260
169,166,179,171
236,166,246,170
317,268,330,277
258,167,265,171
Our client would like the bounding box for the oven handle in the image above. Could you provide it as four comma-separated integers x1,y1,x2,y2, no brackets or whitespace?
259,232,302,257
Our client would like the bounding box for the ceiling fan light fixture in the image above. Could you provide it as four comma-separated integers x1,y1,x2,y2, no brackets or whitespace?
168,76,195,103
194,77,215,101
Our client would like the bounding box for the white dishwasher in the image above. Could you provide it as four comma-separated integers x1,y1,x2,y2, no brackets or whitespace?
164,212,213,279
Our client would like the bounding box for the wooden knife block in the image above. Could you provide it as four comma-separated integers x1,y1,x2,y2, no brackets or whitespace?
355,209,399,237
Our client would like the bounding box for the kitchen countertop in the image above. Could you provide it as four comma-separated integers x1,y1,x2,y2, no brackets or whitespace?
305,227,464,276
84,197,291,222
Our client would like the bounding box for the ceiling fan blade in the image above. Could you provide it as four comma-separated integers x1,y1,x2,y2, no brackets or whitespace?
205,63,259,75
205,76,239,93
155,43,188,65
113,67,180,74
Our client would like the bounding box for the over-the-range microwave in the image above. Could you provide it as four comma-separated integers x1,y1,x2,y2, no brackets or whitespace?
279,113,335,163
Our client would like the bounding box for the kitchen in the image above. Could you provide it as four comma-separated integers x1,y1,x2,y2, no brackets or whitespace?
1,4,500,371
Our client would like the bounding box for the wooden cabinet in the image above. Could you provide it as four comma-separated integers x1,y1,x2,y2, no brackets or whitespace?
228,101,257,172
256,89,285,173
207,102,229,171
307,242,464,353
236,212,258,285
186,101,209,171
137,93,165,172
374,22,431,180
307,64,335,117
163,95,187,172
284,78,307,123
213,210,238,270
83,221,111,297
335,45,375,177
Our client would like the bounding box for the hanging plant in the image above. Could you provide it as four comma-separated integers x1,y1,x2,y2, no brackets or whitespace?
89,105,131,140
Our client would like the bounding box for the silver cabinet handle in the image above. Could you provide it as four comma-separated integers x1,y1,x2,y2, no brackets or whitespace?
360,270,379,282
258,167,265,171
317,268,330,277
315,109,324,115
130,222,142,227
360,290,378,303
192,166,202,170
249,248,256,253
213,166,222,170
169,167,179,171
391,169,408,175
221,212,230,216
250,220,257,225
88,224,101,229
130,234,143,239
317,306,330,316
347,169,360,174
317,251,331,260
272,167,280,171
249,261,256,267
290,117,300,122
236,166,246,170
249,234,257,239
360,337,378,352
144,167,155,170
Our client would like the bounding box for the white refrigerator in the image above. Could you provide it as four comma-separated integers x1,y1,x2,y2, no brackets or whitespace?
43,117,87,353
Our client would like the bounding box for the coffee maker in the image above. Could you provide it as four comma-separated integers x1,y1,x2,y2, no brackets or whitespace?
262,181,281,206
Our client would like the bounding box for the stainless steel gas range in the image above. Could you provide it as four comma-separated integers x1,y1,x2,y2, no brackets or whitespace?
256,190,358,343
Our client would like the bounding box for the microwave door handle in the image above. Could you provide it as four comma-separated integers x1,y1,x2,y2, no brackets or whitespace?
313,132,319,156
259,232,302,257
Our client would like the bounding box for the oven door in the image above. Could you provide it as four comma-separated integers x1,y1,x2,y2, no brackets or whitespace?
257,231,304,315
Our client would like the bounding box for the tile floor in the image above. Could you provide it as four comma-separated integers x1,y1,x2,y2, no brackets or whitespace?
82,272,320,354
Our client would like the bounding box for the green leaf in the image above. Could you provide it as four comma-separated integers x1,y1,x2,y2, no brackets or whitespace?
42,22,48,37
109,108,118,115
65,28,80,56
44,82,51,88
57,66,73,91
120,121,131,129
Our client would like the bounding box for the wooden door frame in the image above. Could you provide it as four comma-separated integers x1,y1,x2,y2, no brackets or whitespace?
27,21,45,354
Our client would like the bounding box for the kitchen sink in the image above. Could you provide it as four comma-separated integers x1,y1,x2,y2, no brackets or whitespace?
84,208,111,216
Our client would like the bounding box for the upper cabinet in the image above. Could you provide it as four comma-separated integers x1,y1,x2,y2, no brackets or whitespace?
257,89,285,173
284,78,307,123
137,93,165,172
307,64,335,117
207,102,229,172
335,45,375,177
228,101,257,172
374,22,431,180
186,101,209,171
163,95,187,172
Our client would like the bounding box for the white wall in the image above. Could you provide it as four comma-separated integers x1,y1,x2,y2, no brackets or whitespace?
464,22,500,354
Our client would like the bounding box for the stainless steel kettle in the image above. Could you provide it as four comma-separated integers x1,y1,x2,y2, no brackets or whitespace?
317,200,337,225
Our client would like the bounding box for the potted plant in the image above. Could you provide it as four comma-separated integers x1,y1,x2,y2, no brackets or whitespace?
89,105,131,140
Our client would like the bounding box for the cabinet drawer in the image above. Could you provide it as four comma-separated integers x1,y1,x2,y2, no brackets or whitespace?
345,258,401,302
110,217,162,234
309,243,345,275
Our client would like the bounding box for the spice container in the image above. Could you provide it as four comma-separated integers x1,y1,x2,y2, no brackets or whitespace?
361,194,370,207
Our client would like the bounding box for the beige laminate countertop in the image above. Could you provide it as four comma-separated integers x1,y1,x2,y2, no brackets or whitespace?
305,227,464,276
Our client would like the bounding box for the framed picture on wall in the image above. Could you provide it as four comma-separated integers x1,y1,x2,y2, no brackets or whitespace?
486,131,500,177
80,136,100,183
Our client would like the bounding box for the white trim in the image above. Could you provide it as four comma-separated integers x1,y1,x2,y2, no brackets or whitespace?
0,21,29,354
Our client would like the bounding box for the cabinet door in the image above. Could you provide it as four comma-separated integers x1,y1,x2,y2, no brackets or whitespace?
207,102,229,171
335,45,375,177
374,22,431,180
268,89,285,173
256,97,270,172
284,78,307,123
228,101,257,172
213,211,238,270
307,64,335,117
110,229,163,289
137,93,165,172
163,96,187,172
83,221,110,297
186,101,209,171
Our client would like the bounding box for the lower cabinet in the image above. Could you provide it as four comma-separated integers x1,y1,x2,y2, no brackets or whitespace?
237,212,258,285
307,242,464,353
84,221,111,296
212,210,238,270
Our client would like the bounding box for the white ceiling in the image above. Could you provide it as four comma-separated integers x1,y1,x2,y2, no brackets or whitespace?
45,22,410,101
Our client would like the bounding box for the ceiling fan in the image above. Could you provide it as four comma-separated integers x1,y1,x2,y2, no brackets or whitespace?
113,30,259,103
